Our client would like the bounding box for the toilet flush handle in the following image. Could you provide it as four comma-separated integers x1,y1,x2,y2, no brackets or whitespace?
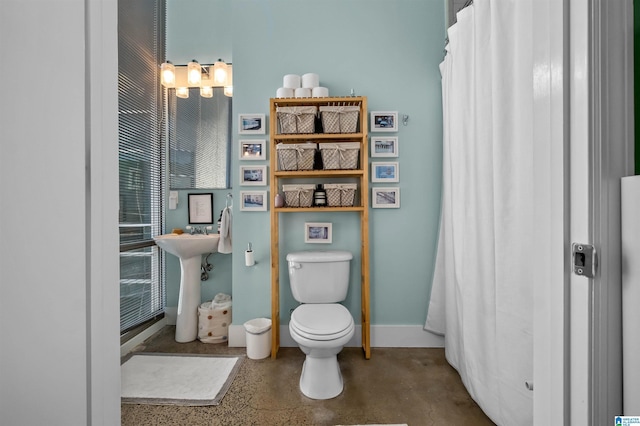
289,262,302,270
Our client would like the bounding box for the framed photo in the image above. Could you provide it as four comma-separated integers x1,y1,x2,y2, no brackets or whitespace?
370,136,399,157
239,139,266,160
239,165,267,186
370,111,398,132
372,187,400,208
371,162,399,182
239,191,267,211
187,193,214,224
304,222,332,244
238,113,266,134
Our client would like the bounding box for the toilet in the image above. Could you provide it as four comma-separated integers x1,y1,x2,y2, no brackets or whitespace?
287,250,355,400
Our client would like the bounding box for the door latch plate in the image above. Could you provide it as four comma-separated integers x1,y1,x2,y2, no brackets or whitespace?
572,243,597,278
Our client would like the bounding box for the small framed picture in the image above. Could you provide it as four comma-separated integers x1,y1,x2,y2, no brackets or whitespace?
372,187,400,208
370,136,399,157
239,139,266,160
240,191,267,211
304,222,332,244
371,162,399,182
187,193,214,224
238,113,266,134
239,165,267,186
370,111,398,132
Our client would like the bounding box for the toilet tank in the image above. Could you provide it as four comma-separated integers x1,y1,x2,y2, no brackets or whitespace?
286,250,353,303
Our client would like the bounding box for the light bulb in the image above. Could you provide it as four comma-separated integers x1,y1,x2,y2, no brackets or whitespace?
212,60,228,86
223,66,233,96
176,87,189,99
160,62,175,87
200,86,213,98
187,60,201,86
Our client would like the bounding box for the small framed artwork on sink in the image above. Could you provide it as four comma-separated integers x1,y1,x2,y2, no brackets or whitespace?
188,193,214,224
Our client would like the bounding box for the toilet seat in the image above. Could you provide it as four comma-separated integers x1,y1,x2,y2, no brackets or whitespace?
290,304,354,341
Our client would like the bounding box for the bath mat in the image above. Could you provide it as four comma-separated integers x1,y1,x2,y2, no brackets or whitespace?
121,353,243,406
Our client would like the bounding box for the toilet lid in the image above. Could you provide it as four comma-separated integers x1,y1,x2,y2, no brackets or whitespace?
290,304,353,340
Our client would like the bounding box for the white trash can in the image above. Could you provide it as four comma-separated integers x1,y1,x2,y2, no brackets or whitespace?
243,318,272,360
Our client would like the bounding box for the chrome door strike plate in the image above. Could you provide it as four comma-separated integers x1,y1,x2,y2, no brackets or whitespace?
572,243,597,278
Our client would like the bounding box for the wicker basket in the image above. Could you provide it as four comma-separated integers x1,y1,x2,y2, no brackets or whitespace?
282,184,315,207
319,105,359,133
319,142,360,170
276,106,317,134
324,183,357,207
276,143,317,171
197,303,231,344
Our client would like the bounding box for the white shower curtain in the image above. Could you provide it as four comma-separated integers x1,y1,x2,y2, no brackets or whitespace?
425,1,534,425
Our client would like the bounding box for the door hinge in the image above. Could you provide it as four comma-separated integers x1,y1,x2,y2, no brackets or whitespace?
572,243,597,278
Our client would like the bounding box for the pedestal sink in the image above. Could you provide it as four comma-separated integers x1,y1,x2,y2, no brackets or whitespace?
153,233,220,342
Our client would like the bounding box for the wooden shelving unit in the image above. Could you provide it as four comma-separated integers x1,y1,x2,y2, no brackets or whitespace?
269,96,370,359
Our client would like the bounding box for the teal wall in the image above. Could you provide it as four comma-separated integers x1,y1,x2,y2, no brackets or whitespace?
167,0,445,327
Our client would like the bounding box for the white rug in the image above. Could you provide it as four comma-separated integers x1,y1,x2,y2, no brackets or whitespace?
121,353,243,406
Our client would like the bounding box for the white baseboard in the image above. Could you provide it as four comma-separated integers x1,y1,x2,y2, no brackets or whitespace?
120,317,167,357
228,324,247,347
228,324,444,348
370,325,444,347
164,307,177,325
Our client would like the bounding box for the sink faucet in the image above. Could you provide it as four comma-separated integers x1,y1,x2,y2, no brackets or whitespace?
186,226,212,235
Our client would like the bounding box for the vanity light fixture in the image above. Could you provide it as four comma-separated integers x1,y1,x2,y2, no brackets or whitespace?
187,60,201,86
160,61,176,87
161,60,233,98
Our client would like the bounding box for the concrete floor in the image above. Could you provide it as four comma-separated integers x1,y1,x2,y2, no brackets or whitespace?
121,326,495,425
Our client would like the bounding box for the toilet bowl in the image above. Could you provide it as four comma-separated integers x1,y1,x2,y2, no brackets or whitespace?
289,303,355,399
286,250,354,400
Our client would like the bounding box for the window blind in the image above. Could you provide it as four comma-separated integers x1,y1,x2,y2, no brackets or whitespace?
118,0,166,333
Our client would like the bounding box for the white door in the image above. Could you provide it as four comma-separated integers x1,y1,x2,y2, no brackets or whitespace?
569,0,592,423
570,0,631,424
533,0,631,424
531,1,570,423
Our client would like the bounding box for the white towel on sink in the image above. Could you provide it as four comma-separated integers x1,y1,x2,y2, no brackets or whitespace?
217,206,232,254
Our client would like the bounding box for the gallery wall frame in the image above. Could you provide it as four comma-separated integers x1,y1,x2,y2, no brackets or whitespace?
372,187,400,208
370,111,398,132
239,190,267,211
239,165,267,186
238,113,266,134
239,139,266,160
370,136,399,157
371,161,400,182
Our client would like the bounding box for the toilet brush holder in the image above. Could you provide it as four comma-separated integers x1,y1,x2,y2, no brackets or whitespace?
245,242,255,266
